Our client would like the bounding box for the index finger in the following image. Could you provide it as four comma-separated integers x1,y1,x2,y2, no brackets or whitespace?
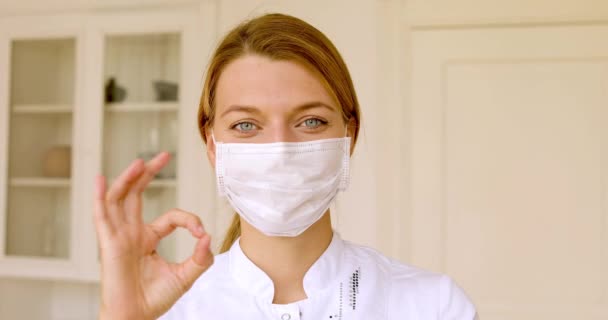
130,152,171,195
123,152,171,224
147,208,206,241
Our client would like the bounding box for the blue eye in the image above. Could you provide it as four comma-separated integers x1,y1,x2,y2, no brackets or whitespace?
303,118,325,128
235,122,256,131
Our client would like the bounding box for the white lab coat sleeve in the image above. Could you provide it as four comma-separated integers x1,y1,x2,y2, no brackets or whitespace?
438,274,479,320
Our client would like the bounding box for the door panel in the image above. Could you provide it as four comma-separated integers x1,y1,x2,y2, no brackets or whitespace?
411,26,608,319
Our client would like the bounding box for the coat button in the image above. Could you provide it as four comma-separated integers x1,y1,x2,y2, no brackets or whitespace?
281,313,291,320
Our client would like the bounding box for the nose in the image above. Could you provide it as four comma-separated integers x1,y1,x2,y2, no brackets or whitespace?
266,122,298,143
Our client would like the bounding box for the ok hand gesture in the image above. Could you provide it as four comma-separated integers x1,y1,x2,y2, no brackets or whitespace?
93,152,214,320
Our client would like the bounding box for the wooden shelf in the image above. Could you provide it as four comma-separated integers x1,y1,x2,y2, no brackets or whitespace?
9,178,174,189
12,104,73,114
149,179,177,188
106,178,176,188
10,177,71,188
105,102,178,113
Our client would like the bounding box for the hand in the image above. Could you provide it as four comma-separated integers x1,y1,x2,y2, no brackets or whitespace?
93,152,214,320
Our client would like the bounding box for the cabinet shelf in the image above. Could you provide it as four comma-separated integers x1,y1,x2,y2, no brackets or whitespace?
10,177,71,188
12,104,73,114
9,178,175,188
149,179,177,188
105,102,178,113
106,178,176,188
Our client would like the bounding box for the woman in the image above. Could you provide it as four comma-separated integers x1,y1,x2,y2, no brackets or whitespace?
94,13,478,320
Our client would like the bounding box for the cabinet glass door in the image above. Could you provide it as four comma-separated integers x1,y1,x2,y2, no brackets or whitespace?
102,33,180,261
5,38,76,259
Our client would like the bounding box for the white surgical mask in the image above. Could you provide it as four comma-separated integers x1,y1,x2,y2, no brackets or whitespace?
212,132,350,237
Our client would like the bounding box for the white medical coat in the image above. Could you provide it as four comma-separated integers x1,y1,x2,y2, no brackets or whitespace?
160,232,478,319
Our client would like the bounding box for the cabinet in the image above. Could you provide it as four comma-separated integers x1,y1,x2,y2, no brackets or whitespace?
102,32,181,262
0,5,215,285
8,38,77,260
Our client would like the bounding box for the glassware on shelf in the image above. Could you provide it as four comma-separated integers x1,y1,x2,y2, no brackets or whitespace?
162,116,178,179
41,211,56,257
6,187,70,259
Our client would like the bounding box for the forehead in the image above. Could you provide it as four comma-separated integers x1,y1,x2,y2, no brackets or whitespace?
215,54,336,112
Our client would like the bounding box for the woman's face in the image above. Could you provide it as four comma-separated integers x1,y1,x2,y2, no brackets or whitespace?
206,54,350,165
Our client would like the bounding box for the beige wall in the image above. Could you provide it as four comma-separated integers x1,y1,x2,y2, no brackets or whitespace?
409,0,608,25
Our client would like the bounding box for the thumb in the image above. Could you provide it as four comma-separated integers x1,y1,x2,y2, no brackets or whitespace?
173,234,214,289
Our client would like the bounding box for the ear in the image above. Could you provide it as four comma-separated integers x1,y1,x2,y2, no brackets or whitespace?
346,117,357,155
205,127,216,169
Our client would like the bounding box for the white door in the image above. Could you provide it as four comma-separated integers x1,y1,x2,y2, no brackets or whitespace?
411,25,608,319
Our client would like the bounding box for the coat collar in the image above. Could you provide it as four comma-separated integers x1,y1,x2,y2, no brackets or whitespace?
228,231,346,303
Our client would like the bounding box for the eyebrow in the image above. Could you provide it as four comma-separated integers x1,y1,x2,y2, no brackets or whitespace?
219,102,336,118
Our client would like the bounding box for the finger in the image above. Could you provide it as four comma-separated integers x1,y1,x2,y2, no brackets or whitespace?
93,174,113,236
172,234,214,290
123,152,171,223
105,158,145,205
191,234,213,267
148,208,206,241
131,152,171,195
105,159,145,225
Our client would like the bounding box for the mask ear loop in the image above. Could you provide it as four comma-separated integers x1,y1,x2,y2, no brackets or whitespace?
334,122,352,231
210,128,226,195
210,128,218,144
